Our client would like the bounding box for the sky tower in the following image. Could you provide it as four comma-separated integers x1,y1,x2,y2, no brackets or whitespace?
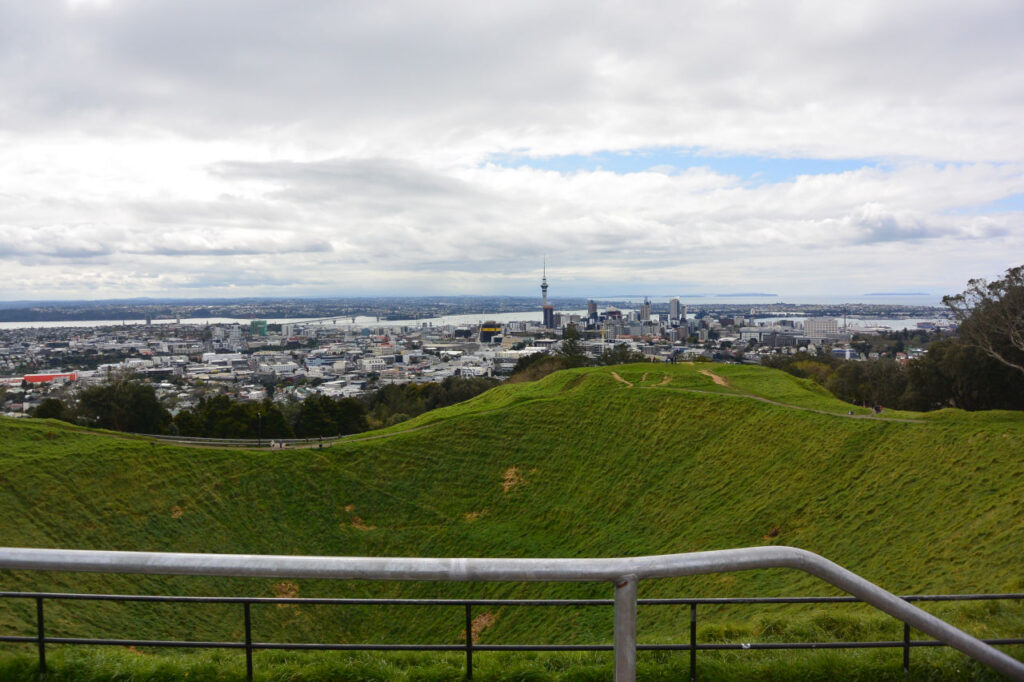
541,259,554,329
541,258,549,306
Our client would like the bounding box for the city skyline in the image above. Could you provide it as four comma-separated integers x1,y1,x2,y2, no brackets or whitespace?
1,1,1022,301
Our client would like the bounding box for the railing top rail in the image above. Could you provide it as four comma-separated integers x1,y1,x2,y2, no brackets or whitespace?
2,590,1022,606
0,545,841,581
2,546,1022,680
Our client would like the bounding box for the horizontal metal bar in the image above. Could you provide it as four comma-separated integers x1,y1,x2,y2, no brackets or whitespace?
474,644,613,652
4,635,1022,653
28,637,245,649
2,546,1023,680
3,591,1023,607
642,593,1024,605
254,643,465,651
0,592,617,606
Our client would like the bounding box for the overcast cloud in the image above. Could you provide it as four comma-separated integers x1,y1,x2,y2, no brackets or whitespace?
1,0,1022,300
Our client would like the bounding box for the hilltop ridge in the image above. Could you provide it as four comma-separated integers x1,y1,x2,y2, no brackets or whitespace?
0,362,1022,652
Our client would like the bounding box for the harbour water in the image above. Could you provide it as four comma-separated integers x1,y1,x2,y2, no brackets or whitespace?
0,310,949,332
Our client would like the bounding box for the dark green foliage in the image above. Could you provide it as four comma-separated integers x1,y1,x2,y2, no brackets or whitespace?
825,359,907,408
294,395,369,437
763,344,1024,412
173,397,295,439
944,263,1024,376
904,339,1024,411
508,353,571,383
555,325,588,368
361,376,498,428
32,397,68,421
294,395,336,437
511,352,552,375
597,343,647,366
76,375,170,434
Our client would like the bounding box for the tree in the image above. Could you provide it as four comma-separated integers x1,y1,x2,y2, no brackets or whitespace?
295,395,337,437
556,324,588,368
597,344,646,366
944,264,1024,376
76,374,170,434
902,338,1024,411
507,353,570,383
33,397,67,421
334,398,369,434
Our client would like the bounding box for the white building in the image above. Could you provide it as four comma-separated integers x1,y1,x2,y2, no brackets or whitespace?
804,317,840,338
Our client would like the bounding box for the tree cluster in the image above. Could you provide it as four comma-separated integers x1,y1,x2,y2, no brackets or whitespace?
32,374,499,438
76,375,170,433
361,375,499,427
764,265,1024,411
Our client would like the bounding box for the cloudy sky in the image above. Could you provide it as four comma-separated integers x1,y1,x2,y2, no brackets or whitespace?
1,0,1022,302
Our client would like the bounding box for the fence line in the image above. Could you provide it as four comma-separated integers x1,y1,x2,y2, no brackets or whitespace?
1,546,1023,681
1,591,1022,681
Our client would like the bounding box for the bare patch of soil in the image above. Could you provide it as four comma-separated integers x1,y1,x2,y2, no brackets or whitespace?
610,372,633,387
503,466,524,492
350,516,376,531
273,581,299,607
170,506,183,519
460,611,497,643
464,509,487,522
657,375,672,386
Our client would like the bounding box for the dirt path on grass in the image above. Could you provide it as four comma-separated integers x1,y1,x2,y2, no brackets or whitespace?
670,387,924,423
610,371,634,387
699,369,729,386
629,367,922,423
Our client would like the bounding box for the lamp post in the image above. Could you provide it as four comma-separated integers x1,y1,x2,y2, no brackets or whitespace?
256,410,263,447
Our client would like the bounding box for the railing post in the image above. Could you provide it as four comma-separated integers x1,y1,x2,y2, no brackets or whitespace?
464,603,473,680
614,575,638,682
244,602,254,682
903,621,910,675
35,596,46,679
690,602,697,681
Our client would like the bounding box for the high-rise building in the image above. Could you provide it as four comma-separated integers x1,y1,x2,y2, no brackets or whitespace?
804,317,839,338
587,300,598,320
668,298,681,322
639,297,651,322
479,321,502,343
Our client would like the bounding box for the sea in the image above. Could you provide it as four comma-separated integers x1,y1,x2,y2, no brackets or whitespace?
0,309,950,333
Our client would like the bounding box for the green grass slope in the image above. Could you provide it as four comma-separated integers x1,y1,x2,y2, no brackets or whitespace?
0,363,1022,673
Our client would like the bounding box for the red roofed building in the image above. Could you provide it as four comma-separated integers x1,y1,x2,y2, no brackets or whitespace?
23,372,78,384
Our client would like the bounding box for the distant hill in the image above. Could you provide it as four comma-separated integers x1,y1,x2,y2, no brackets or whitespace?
1,363,1022,651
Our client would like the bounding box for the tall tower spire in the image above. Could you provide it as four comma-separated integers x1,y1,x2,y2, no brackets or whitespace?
540,257,555,329
541,256,549,306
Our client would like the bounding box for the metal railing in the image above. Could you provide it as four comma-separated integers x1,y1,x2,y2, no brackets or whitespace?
1,546,1022,681
1,591,1023,681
